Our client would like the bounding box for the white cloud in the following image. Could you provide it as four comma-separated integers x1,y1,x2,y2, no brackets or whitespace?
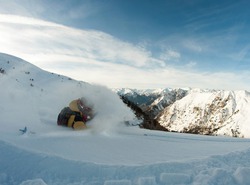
185,61,197,68
182,39,202,52
160,49,181,62
0,14,249,91
0,13,58,27
0,14,154,67
228,44,250,62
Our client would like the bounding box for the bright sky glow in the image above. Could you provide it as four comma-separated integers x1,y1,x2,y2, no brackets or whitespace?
0,0,250,90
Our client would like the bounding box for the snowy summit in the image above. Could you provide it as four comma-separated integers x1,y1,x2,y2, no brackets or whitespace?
1,53,250,185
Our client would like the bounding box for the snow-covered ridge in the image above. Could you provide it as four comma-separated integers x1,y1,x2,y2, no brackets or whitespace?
116,88,250,138
115,88,188,115
158,90,250,138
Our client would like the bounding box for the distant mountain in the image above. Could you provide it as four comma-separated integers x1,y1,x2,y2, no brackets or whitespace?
157,89,250,138
116,88,250,138
116,88,188,117
115,88,188,130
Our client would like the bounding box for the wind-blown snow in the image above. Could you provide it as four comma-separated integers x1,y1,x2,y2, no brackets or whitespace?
1,53,250,185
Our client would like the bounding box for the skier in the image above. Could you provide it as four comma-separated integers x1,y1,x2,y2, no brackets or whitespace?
57,97,94,130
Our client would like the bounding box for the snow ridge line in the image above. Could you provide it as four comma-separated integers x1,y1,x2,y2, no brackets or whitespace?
1,140,250,185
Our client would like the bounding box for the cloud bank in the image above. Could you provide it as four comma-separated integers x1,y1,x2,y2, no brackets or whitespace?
0,14,249,91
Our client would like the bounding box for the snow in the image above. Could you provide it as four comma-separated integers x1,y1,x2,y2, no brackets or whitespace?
158,89,250,137
1,53,250,185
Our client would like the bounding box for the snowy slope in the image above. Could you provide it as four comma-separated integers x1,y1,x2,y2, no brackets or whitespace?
0,53,135,133
158,89,250,138
1,53,250,185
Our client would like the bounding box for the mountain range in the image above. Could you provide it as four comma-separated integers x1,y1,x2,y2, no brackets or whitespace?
115,88,250,138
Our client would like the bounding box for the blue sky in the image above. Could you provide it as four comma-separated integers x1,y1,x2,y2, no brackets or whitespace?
0,0,250,90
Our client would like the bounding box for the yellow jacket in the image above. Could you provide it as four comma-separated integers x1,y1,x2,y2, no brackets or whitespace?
67,100,86,130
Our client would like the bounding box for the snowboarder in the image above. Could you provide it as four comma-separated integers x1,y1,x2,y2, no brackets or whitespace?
57,97,94,130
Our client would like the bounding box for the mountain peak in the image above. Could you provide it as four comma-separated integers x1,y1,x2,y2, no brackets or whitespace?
117,87,250,138
157,89,250,137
